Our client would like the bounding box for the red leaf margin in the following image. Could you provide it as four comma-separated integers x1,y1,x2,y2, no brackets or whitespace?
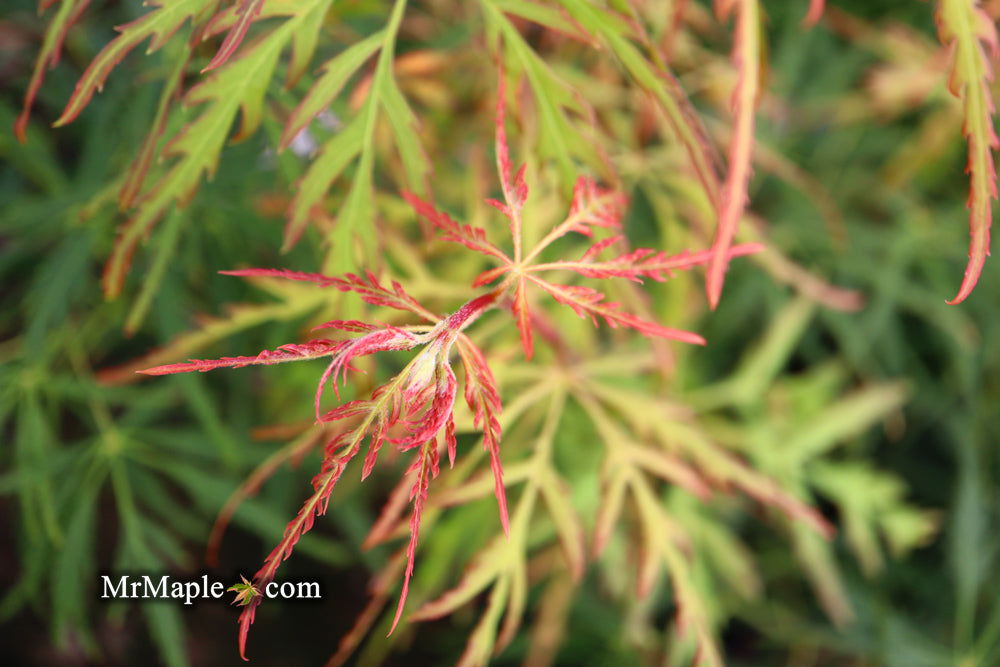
202,0,265,72
15,0,92,142
706,0,761,310
457,338,510,537
937,0,998,304
527,276,707,346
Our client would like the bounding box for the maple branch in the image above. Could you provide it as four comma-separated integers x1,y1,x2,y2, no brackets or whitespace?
403,191,512,265
456,337,510,535
138,339,348,376
493,66,527,263
524,242,765,281
220,268,440,321
520,178,626,266
525,275,706,345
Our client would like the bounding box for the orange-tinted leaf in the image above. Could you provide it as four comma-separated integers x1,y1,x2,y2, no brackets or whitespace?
388,442,439,635
492,64,528,261
804,0,825,26
138,338,348,376
55,0,213,127
529,275,707,345
458,339,510,536
202,0,265,72
937,0,998,303
221,268,436,319
628,446,712,500
494,67,527,214
707,0,761,309
119,45,191,209
15,0,91,142
404,191,512,264
98,296,325,385
521,177,626,265
592,466,627,556
564,176,625,236
529,241,764,283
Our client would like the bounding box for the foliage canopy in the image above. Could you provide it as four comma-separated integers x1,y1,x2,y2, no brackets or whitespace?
2,0,998,665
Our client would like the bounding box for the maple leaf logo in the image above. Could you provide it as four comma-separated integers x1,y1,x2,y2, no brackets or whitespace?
227,575,260,607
